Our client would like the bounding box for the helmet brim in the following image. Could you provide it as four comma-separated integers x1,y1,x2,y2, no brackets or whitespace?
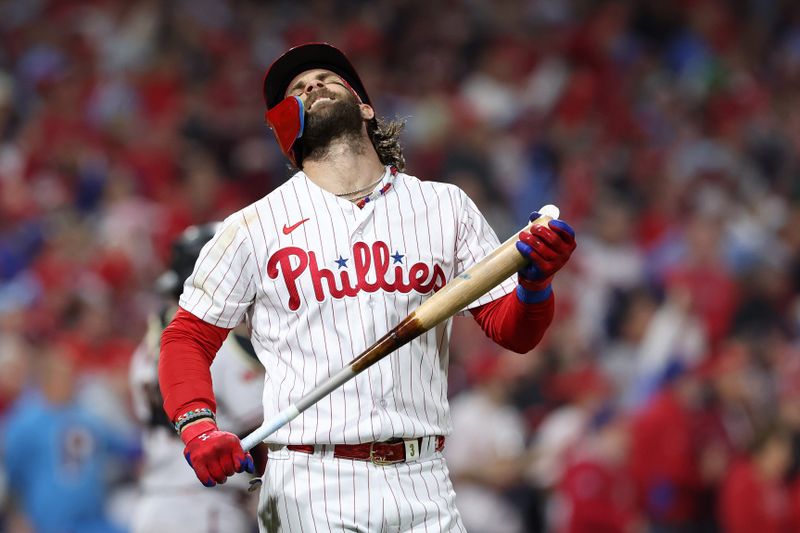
263,43,371,110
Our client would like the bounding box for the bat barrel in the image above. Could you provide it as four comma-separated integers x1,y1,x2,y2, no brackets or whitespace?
412,214,552,329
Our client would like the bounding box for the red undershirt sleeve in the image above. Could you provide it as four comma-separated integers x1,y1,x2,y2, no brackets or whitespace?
469,290,554,354
159,307,231,422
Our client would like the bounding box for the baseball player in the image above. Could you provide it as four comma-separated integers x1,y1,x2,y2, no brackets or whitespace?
159,43,576,532
129,223,265,533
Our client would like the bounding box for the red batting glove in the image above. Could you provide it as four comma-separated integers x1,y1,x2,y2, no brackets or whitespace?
515,212,576,292
181,420,255,487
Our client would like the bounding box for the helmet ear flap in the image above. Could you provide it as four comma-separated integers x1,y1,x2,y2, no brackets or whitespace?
265,96,305,167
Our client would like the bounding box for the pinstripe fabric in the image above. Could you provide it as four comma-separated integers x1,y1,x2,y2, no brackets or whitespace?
258,449,466,533
180,166,515,444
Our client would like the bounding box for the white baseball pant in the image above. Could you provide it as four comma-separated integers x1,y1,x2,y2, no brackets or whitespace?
257,441,466,532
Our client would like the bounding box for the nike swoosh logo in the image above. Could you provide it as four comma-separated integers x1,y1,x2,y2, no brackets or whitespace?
282,218,310,235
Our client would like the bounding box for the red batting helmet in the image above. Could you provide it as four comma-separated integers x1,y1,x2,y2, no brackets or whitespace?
263,43,372,167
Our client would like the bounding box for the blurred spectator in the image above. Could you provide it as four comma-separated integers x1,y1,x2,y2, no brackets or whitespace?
718,425,795,533
661,214,739,348
529,365,610,496
573,201,646,343
700,342,762,458
555,407,639,533
615,287,708,409
447,351,530,533
629,361,721,531
2,344,139,533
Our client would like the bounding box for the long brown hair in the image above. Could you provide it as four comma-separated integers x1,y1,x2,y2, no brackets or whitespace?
367,117,406,172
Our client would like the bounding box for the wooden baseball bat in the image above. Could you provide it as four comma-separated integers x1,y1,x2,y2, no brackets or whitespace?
240,206,560,451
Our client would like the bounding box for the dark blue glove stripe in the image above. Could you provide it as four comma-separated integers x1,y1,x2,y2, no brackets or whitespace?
516,284,552,304
549,219,575,237
241,456,255,474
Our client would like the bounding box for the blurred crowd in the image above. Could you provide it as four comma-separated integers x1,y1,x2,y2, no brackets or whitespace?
1,0,800,531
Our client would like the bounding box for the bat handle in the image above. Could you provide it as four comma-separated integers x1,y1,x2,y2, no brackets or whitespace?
240,365,357,451
240,405,300,451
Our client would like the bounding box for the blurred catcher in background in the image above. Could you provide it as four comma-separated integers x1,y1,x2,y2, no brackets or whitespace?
129,223,265,533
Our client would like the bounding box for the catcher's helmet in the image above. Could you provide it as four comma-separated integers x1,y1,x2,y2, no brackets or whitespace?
156,222,220,299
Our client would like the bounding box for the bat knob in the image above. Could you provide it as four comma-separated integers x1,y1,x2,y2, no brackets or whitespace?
538,204,560,220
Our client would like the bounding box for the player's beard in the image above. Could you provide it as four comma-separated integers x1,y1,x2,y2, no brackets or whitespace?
300,93,366,163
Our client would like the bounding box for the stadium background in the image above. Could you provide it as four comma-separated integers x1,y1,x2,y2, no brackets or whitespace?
1,0,800,531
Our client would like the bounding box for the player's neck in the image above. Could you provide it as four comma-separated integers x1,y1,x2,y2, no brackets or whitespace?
302,137,386,200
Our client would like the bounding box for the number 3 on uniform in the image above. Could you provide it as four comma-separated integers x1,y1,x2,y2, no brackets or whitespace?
405,440,417,460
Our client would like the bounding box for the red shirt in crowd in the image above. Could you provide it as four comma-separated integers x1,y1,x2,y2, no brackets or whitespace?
664,265,738,345
630,389,705,524
559,459,638,533
719,460,793,533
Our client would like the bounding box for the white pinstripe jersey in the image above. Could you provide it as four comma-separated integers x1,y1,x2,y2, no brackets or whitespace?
180,166,515,445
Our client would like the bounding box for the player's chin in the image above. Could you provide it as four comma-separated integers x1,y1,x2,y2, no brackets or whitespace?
303,99,363,142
